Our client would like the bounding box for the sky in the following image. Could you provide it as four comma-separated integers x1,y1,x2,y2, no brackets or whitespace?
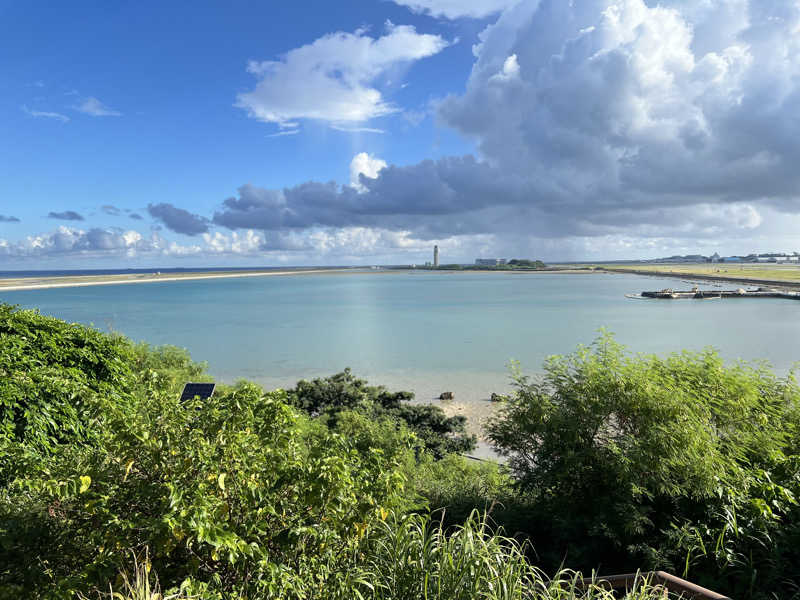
1,0,800,268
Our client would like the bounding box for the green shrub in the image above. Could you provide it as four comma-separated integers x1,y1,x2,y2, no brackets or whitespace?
96,512,678,600
0,381,408,598
410,453,514,524
288,369,477,458
0,304,211,456
488,333,800,598
0,304,139,452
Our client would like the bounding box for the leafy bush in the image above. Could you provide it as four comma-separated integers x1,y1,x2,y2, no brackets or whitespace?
0,380,408,598
288,369,477,458
409,453,514,524
97,512,676,600
0,305,211,456
488,333,800,598
0,305,138,452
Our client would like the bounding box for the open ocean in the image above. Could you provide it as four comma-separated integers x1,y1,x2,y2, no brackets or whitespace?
2,270,798,414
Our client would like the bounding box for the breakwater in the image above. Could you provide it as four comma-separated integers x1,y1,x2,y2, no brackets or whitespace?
601,267,800,289
639,287,800,300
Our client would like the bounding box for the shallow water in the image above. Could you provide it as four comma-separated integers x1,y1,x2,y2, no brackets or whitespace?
4,270,798,454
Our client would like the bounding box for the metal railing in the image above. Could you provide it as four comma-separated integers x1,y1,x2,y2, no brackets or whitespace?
582,571,732,599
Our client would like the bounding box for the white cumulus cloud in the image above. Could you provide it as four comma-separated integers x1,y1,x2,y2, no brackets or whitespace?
236,22,450,128
438,0,800,234
350,152,388,192
392,0,522,19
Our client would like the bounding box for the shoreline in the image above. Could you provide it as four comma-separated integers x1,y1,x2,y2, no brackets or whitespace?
0,268,351,292
0,266,597,292
3,263,798,293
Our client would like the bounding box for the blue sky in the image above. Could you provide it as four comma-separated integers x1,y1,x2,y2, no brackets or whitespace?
2,0,800,267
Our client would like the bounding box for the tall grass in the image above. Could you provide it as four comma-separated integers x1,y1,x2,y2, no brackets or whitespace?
88,513,676,600
80,555,192,600
361,511,669,600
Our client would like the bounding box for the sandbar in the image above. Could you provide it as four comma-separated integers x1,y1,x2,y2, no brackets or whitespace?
0,268,351,292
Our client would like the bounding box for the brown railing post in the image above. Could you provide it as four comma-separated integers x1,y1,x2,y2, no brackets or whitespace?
578,571,732,599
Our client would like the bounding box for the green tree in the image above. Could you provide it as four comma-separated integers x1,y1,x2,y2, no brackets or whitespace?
1,382,407,597
0,305,136,451
288,369,477,458
487,333,800,598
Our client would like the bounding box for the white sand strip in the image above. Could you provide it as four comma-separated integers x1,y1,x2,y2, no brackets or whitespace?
0,268,350,292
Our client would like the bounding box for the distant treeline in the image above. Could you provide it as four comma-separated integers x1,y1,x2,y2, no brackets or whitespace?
418,258,547,270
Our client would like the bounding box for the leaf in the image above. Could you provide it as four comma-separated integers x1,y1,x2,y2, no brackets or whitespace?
123,459,135,481
78,475,91,494
218,473,226,491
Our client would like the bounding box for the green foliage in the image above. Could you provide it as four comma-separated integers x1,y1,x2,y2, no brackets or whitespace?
288,368,413,414
487,333,800,598
77,553,192,600
0,381,407,597
0,304,211,456
288,369,477,458
420,260,546,271
127,342,210,395
360,511,670,600
507,259,546,269
99,512,675,600
409,453,514,525
0,305,137,452
2,303,790,599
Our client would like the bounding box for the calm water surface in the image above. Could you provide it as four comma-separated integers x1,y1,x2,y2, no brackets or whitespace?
3,271,798,403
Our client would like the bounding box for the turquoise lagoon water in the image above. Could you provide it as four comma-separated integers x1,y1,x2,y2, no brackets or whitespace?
2,271,799,405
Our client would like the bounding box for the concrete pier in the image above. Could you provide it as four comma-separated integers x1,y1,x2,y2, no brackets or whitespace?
639,287,800,300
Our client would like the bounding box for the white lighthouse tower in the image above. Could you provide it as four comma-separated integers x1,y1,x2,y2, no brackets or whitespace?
433,245,439,267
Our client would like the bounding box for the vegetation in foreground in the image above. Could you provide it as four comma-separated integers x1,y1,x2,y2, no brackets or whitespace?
1,303,799,598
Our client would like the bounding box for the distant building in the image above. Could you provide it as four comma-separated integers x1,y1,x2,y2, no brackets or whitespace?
710,252,721,263
433,245,439,267
475,258,507,266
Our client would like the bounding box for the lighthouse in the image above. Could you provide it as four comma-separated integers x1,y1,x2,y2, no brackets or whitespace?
433,245,439,267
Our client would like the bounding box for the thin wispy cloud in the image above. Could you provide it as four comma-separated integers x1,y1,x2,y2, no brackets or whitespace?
330,125,386,134
267,129,301,138
0,215,21,223
75,97,122,117
392,0,520,19
22,105,69,123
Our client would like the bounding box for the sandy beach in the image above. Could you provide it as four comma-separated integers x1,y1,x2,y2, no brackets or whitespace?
0,266,599,292
0,268,353,292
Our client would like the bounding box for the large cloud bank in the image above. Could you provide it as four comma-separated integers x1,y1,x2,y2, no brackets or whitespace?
439,0,800,231
211,0,800,258
8,1,800,263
